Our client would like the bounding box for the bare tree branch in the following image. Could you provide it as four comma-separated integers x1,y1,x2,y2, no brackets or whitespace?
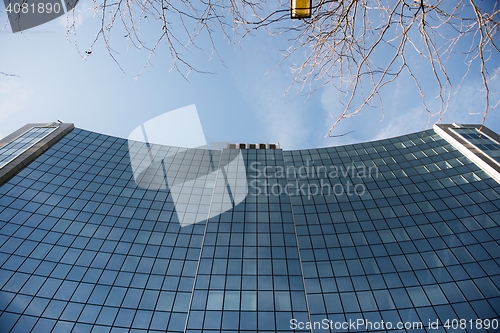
0,71,20,78
66,0,499,135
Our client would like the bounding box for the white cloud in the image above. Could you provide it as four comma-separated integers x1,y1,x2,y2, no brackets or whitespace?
249,77,308,149
372,106,430,141
320,84,354,145
229,37,311,149
369,71,499,141
0,79,32,124
319,83,384,146
58,0,95,29
318,61,500,147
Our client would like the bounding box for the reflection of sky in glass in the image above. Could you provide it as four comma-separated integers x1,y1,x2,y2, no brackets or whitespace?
0,126,56,168
453,128,500,165
0,1,499,149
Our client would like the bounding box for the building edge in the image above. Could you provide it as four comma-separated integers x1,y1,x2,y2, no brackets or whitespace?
0,123,74,186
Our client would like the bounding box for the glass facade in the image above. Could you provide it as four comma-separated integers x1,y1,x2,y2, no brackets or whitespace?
453,128,500,165
0,126,499,332
0,126,57,169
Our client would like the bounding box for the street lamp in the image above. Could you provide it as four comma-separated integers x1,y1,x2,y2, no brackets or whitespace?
291,0,312,19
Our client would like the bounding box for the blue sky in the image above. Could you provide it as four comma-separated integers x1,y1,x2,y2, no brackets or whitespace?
1,1,499,149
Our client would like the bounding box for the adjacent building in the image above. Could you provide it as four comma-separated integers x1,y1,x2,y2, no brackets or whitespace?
0,123,499,332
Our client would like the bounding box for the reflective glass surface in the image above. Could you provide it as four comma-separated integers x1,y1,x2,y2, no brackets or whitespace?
0,128,499,333
0,126,57,169
454,128,500,165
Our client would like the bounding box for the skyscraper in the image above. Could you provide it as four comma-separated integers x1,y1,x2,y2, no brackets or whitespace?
0,122,499,332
